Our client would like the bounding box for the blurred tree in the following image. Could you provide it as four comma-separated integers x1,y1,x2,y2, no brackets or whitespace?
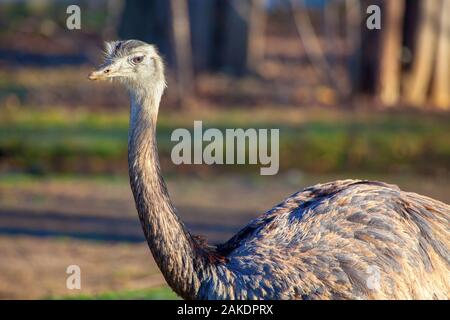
291,0,349,98
431,0,450,110
115,0,448,109
170,0,194,107
118,0,265,76
221,0,266,75
221,0,250,75
404,0,440,107
189,0,216,71
349,0,376,95
345,0,362,97
116,0,267,109
376,0,405,107
351,0,448,109
246,0,267,74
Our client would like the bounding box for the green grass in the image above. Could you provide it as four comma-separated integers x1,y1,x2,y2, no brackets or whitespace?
51,286,179,300
1,108,449,175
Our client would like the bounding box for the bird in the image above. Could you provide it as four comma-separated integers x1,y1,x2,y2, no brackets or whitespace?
89,40,450,300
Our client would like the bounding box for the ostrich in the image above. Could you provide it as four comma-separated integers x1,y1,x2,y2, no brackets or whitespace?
89,40,449,300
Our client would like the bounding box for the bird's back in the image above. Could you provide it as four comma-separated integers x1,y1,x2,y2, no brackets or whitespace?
214,180,449,299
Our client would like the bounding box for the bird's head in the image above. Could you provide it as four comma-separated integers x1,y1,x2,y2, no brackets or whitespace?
88,40,166,90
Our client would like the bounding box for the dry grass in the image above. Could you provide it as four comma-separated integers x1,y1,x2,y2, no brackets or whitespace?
0,236,165,299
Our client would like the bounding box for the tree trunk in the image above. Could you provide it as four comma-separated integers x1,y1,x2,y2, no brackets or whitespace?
377,0,405,107
345,0,362,96
246,0,267,74
222,0,252,75
170,0,194,107
430,0,450,110
189,0,216,71
404,0,440,107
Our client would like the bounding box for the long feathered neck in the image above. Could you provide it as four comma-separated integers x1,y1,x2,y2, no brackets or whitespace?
127,84,205,299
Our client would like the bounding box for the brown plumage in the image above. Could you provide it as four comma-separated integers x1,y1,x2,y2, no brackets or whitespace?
89,40,450,300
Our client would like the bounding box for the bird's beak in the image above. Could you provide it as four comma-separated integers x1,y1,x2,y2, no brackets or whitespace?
88,63,118,81
88,70,102,81
88,67,109,81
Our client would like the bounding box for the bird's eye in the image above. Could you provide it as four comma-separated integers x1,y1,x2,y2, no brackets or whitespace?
131,56,144,64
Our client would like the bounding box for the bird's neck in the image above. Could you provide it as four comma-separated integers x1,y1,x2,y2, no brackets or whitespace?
127,88,207,299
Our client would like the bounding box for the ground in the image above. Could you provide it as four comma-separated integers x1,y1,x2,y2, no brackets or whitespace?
0,173,448,299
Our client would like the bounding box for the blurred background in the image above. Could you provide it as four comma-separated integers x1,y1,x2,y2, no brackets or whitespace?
0,0,448,299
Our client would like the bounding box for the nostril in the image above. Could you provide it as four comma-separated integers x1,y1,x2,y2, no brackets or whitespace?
104,69,110,74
